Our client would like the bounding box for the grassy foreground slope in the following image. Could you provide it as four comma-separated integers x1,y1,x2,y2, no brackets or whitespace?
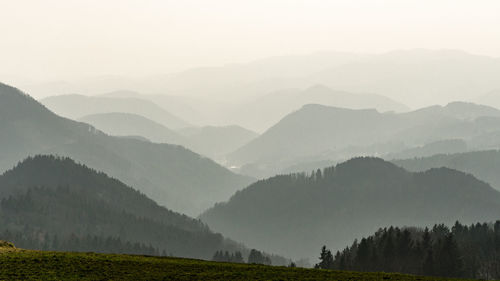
0,247,465,281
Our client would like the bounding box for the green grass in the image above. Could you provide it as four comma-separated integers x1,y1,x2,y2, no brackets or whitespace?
0,249,468,280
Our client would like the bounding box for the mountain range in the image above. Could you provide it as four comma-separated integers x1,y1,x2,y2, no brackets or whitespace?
200,157,500,260
229,102,500,178
78,112,257,163
0,82,253,216
392,150,500,191
41,94,190,129
24,50,500,111
0,155,243,259
78,112,187,145
227,84,409,132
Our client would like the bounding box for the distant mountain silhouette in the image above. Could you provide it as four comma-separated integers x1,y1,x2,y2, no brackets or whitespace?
229,84,409,132
79,112,186,145
311,49,500,107
177,126,258,162
79,112,257,163
0,155,243,259
0,82,252,216
229,102,500,178
27,50,500,129
98,90,209,126
201,157,500,260
392,150,500,191
384,139,468,160
41,94,190,129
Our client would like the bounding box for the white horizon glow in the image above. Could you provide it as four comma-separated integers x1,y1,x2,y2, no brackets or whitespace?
1,0,499,82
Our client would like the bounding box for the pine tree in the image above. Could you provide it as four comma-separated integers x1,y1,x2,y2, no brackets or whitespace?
316,245,334,269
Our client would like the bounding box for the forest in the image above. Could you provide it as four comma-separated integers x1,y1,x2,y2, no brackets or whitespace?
316,221,500,279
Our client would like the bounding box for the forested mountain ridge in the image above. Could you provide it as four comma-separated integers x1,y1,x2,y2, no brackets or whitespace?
392,149,500,191
0,82,253,216
0,155,242,259
317,221,500,279
229,102,500,178
201,157,500,260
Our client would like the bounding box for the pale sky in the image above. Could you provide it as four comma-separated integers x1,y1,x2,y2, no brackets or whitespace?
1,0,500,81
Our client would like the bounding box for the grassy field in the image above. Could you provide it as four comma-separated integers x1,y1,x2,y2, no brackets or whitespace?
0,245,468,280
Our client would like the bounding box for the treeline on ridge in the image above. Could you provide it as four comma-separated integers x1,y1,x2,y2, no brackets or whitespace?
1,230,165,256
316,221,500,279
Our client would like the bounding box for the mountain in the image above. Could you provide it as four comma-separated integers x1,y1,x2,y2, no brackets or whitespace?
228,102,500,178
78,112,257,162
200,157,500,260
177,126,258,162
22,50,500,111
98,90,212,126
384,139,468,160
0,155,242,259
41,94,190,129
392,150,500,191
228,84,409,132
78,112,186,145
280,139,469,175
311,49,500,107
0,82,253,216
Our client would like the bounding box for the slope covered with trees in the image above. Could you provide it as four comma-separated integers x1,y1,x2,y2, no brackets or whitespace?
201,157,500,260
392,150,500,191
0,155,244,259
316,221,500,279
0,82,253,216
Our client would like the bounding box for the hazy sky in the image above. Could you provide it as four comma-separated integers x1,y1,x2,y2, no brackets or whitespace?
1,0,500,81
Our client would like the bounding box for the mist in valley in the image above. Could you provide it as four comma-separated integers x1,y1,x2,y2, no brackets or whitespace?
2,0,500,279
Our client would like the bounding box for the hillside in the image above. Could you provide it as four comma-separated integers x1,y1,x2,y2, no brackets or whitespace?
229,102,500,178
0,82,253,216
0,248,465,280
392,150,500,191
41,94,190,129
200,157,500,260
384,139,468,160
0,155,244,259
98,90,211,126
228,84,409,132
177,125,258,162
78,112,257,162
78,112,186,145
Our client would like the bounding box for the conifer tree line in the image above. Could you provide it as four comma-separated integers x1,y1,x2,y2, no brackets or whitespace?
316,221,500,279
212,249,272,265
212,250,245,263
1,230,168,256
